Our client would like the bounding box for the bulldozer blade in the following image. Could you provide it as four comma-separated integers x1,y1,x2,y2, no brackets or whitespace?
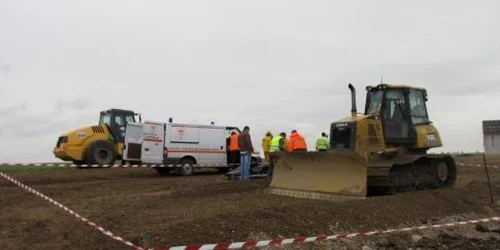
267,151,368,200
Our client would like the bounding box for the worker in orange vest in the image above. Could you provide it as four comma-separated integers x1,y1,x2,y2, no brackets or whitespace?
288,130,307,152
229,131,240,166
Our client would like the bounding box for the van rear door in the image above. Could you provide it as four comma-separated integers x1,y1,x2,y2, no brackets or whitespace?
141,121,165,164
123,122,143,162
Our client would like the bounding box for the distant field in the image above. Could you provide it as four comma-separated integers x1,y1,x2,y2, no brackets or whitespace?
453,153,500,164
1,153,499,173
0,166,71,173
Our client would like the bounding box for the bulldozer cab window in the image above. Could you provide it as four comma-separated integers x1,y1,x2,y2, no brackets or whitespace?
365,90,384,115
409,89,430,125
382,90,411,143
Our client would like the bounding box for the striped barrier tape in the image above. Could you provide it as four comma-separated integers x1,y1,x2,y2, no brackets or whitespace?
0,163,244,168
153,216,500,250
0,162,498,169
1,170,499,250
457,162,499,169
0,171,146,250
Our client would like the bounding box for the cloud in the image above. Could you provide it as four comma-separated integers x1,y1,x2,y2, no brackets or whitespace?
0,101,94,138
0,115,59,138
0,103,28,118
55,97,89,112
0,58,10,74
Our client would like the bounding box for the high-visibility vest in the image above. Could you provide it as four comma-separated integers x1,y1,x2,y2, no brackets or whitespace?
289,133,307,151
270,136,282,152
316,136,329,150
261,136,272,152
283,138,290,152
229,134,239,151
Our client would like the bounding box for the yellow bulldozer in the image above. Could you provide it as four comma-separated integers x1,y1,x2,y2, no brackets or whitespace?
268,83,457,199
53,108,141,165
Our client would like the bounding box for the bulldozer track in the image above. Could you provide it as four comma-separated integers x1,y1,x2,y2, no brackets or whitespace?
367,154,457,195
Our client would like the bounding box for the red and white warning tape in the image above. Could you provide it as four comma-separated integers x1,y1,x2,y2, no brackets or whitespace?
0,163,244,169
0,171,146,250
152,216,500,250
0,163,243,168
1,171,499,250
457,162,499,169
0,162,498,169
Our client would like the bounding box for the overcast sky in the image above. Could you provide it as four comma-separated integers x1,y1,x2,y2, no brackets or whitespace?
1,1,499,163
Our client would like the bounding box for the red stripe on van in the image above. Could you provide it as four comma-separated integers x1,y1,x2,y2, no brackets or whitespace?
171,124,225,130
144,138,163,142
145,121,164,126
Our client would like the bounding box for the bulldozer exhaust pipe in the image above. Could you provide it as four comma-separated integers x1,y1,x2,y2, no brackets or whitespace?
348,83,357,116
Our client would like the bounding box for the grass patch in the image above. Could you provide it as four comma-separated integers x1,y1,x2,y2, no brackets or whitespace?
0,166,72,173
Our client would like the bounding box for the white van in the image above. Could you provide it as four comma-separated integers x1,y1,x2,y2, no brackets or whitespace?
122,120,262,175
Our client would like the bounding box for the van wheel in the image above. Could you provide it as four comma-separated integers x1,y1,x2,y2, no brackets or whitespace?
85,140,117,165
179,158,195,176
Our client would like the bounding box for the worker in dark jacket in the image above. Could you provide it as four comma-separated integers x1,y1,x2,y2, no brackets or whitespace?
238,126,254,180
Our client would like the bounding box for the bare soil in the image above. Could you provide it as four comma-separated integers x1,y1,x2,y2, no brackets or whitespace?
1,155,500,250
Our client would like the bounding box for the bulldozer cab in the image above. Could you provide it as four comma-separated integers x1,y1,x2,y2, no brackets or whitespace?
365,85,430,145
99,109,141,143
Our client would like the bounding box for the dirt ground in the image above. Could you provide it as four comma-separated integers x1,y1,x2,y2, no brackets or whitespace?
1,155,500,250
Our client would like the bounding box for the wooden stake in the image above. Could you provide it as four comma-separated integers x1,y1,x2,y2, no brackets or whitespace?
483,153,495,206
